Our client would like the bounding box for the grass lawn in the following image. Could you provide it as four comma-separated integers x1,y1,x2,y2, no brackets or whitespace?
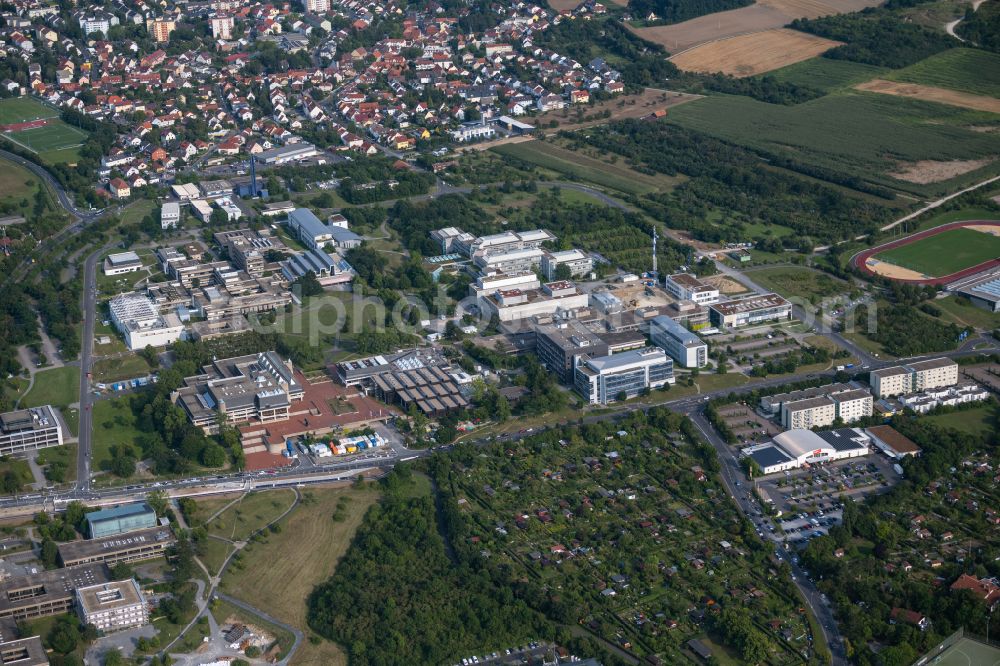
0,156,43,211
37,146,81,165
210,597,297,661
492,140,681,195
667,92,1000,197
924,400,998,438
910,206,1000,233
0,97,57,124
768,58,889,95
91,355,153,383
91,397,145,474
874,228,1000,277
934,295,1000,330
205,489,296,542
120,199,155,225
21,366,79,409
747,266,849,302
221,484,381,666
36,443,76,486
200,537,234,577
889,48,1000,100
0,457,33,493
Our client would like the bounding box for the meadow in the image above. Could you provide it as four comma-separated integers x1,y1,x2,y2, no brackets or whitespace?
0,97,57,125
667,91,1000,195
874,227,1000,277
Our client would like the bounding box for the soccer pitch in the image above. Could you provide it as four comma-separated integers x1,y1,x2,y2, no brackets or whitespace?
874,227,1000,278
4,122,88,153
0,97,58,125
925,636,1000,666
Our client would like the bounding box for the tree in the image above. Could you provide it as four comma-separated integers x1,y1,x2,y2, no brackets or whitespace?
554,263,573,281
245,646,261,658
293,271,324,298
0,470,20,493
200,443,226,468
210,207,228,225
40,538,58,568
147,490,169,517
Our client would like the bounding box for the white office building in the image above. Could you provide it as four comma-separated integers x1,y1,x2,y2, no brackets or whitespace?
648,315,708,368
160,201,180,229
103,251,143,276
541,249,593,280
664,273,720,306
574,346,674,405
109,294,184,350
76,579,148,633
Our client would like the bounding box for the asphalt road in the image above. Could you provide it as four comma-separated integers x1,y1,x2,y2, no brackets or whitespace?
76,244,110,491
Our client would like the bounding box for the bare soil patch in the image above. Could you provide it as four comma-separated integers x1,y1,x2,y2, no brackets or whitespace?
855,79,1000,113
535,87,701,132
669,29,840,76
628,0,880,53
702,274,752,294
865,257,929,281
548,0,581,10
890,158,995,184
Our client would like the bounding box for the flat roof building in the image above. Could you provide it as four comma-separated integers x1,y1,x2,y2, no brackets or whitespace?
870,358,959,398
108,293,184,351
76,579,147,633
535,322,608,383
865,425,921,458
85,503,157,539
781,388,872,430
258,142,318,165
160,201,180,229
664,273,719,306
58,527,175,568
649,315,708,368
574,347,674,405
541,249,593,281
0,564,108,622
744,428,870,475
709,294,791,329
103,251,143,276
0,636,48,666
0,406,63,456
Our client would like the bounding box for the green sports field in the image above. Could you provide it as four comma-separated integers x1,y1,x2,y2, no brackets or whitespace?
6,122,87,153
874,227,1000,277
924,636,1000,666
0,97,57,125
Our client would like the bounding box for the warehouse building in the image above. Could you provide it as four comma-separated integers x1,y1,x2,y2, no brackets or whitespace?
108,293,184,351
257,142,318,165
0,406,63,456
865,424,921,458
58,527,175,568
649,315,708,368
76,579,147,633
709,294,791,328
574,347,674,405
369,365,469,417
663,273,719,306
955,274,1000,312
742,428,870,475
0,636,48,666
0,564,107,621
103,251,143,276
86,503,157,539
870,358,959,398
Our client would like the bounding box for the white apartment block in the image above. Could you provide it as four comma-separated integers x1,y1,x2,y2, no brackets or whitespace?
76,580,148,633
869,358,959,398
781,389,873,430
664,273,720,306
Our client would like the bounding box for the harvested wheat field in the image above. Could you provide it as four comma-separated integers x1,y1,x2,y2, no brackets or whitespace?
629,0,880,53
890,158,995,184
670,29,840,76
856,79,1000,114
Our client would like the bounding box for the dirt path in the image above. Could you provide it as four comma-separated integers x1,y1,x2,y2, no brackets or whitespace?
946,0,986,40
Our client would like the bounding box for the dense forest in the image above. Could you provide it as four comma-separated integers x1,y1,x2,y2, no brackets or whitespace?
854,303,968,356
956,0,1000,52
627,0,752,24
790,12,956,67
576,121,893,245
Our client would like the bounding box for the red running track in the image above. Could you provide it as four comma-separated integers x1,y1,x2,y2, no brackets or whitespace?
1,118,50,132
852,220,1000,285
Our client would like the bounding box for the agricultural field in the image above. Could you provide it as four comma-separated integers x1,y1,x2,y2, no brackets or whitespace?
768,58,888,94
627,0,881,53
667,92,1000,195
492,140,683,195
855,79,1000,114
669,29,840,77
887,48,1000,99
221,485,380,666
873,227,1000,277
0,97,57,125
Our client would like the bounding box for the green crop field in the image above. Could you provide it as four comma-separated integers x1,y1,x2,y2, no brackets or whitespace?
0,97,57,125
874,227,1000,277
889,48,1000,99
768,58,888,94
667,92,1000,196
6,122,87,154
